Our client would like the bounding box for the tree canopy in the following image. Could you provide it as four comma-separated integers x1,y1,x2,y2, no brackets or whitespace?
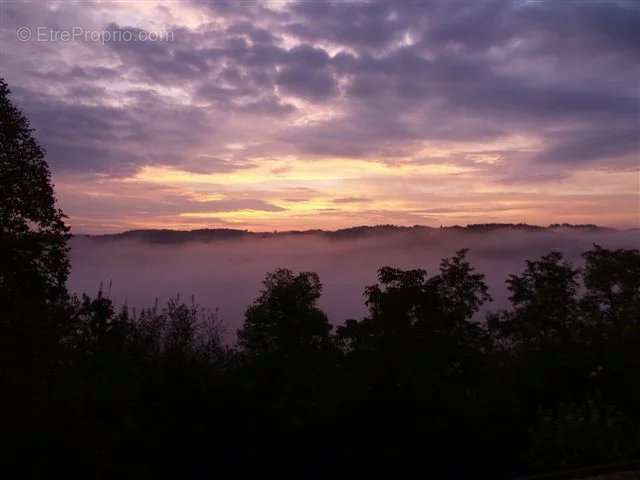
0,78,70,306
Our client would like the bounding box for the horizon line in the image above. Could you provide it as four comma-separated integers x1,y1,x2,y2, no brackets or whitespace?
72,222,635,237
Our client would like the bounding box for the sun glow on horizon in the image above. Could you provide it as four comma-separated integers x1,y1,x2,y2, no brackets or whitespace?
7,1,636,234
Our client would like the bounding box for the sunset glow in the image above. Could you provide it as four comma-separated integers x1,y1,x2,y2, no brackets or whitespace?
3,0,638,233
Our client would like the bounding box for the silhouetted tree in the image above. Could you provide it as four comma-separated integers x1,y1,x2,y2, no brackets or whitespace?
338,249,490,360
335,250,493,472
238,268,332,358
485,248,640,470
0,78,70,308
489,251,580,349
581,245,640,444
61,292,230,478
236,268,338,470
582,244,640,333
1,78,71,471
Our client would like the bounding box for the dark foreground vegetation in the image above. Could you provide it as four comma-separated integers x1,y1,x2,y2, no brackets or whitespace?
3,78,640,478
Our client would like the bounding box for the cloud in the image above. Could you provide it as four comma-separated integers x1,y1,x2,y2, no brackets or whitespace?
2,0,638,230
332,197,370,204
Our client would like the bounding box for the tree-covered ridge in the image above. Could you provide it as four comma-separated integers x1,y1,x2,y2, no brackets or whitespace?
82,222,620,243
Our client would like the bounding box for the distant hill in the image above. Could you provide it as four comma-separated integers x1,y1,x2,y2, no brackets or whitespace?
75,223,621,244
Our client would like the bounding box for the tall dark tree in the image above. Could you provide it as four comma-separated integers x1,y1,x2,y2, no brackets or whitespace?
238,268,332,358
581,246,640,432
0,77,71,472
487,252,599,469
489,252,581,349
582,244,640,333
334,250,494,473
0,78,71,356
236,268,336,461
0,78,70,305
337,249,491,356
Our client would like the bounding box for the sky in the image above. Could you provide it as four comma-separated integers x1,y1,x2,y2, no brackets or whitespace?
2,0,639,233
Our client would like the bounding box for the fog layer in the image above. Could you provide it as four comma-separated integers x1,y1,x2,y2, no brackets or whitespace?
69,228,639,337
